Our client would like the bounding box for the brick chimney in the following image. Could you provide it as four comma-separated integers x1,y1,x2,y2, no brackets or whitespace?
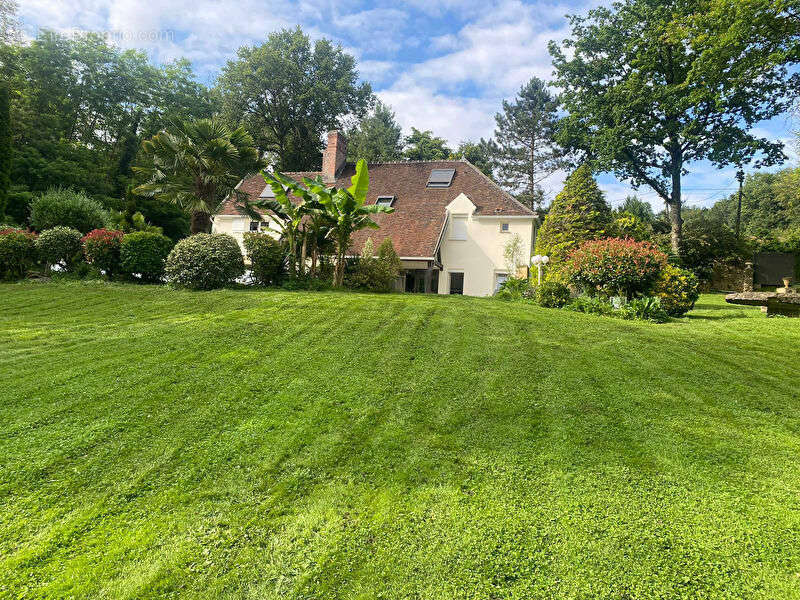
322,131,347,182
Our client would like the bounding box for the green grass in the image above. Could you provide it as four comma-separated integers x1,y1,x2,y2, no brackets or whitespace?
1,282,799,599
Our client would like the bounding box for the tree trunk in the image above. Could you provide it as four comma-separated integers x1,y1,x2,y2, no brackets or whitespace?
190,211,212,234
299,232,307,277
668,149,683,256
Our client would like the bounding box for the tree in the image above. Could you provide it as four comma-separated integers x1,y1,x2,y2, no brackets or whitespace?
449,140,496,179
402,128,451,161
535,164,611,268
550,0,793,256
0,0,20,45
0,83,9,221
217,27,371,171
135,118,262,234
493,77,567,210
346,100,403,163
263,160,394,286
616,196,656,224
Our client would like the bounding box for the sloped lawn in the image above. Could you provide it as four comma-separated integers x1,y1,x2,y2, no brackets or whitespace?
1,282,799,599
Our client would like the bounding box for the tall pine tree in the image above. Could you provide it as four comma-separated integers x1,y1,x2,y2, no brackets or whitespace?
493,77,567,210
535,164,611,267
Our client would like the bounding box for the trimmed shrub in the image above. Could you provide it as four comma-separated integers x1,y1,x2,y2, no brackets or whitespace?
82,229,124,278
535,164,611,268
243,232,286,286
535,281,571,308
653,264,700,317
120,231,174,282
346,238,401,293
0,228,37,280
566,237,667,298
165,233,245,290
30,188,107,234
35,226,83,271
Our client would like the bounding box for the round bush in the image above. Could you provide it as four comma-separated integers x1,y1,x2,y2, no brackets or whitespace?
566,237,667,298
30,188,107,234
165,233,245,290
653,264,700,317
82,229,124,278
0,228,37,280
35,226,83,270
120,231,174,282
243,232,286,286
535,281,571,308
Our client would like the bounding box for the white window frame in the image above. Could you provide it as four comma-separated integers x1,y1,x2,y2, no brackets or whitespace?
494,272,509,293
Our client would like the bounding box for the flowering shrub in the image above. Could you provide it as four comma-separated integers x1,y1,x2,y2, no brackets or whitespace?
120,231,174,282
36,226,83,271
653,264,700,317
165,233,245,289
82,229,124,278
566,237,667,298
0,228,37,280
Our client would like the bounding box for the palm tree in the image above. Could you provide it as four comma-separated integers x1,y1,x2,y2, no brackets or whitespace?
134,118,263,234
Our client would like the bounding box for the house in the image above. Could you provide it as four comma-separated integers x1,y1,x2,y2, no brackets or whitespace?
213,131,537,296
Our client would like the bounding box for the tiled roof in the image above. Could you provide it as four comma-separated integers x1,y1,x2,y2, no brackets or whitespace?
219,160,535,258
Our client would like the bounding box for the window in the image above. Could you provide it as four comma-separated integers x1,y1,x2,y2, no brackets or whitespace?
376,195,395,207
450,216,467,240
449,272,464,295
495,272,508,293
260,221,270,230
500,222,510,232
427,168,455,188
249,221,259,231
259,185,275,198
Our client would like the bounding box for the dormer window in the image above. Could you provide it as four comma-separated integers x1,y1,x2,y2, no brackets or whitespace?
376,195,395,207
427,169,455,188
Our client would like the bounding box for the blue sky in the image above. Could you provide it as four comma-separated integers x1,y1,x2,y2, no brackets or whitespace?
19,0,799,210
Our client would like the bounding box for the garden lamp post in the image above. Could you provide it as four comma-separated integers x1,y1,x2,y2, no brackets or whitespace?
531,254,549,284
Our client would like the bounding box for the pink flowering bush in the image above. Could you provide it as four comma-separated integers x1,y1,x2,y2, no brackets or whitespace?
566,237,667,299
82,229,124,278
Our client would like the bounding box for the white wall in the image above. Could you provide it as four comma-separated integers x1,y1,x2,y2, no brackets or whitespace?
212,216,280,253
438,194,534,296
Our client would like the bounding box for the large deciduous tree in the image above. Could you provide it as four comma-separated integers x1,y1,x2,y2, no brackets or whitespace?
549,0,795,255
346,100,403,163
493,77,567,210
0,83,9,221
449,140,497,179
402,128,451,161
135,118,263,234
217,27,372,172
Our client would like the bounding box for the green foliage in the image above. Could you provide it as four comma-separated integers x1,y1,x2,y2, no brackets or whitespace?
0,84,10,220
120,231,174,282
567,295,668,323
566,237,668,299
535,281,571,308
550,0,791,254
449,140,496,179
653,264,700,317
243,233,286,286
492,77,567,209
347,237,401,293
82,229,123,278
217,27,371,171
0,227,36,280
677,209,751,281
135,118,262,234
402,128,451,161
30,188,108,233
494,277,533,301
164,233,245,290
617,196,656,224
607,212,652,241
35,226,83,271
8,32,216,205
346,100,403,163
535,164,611,268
